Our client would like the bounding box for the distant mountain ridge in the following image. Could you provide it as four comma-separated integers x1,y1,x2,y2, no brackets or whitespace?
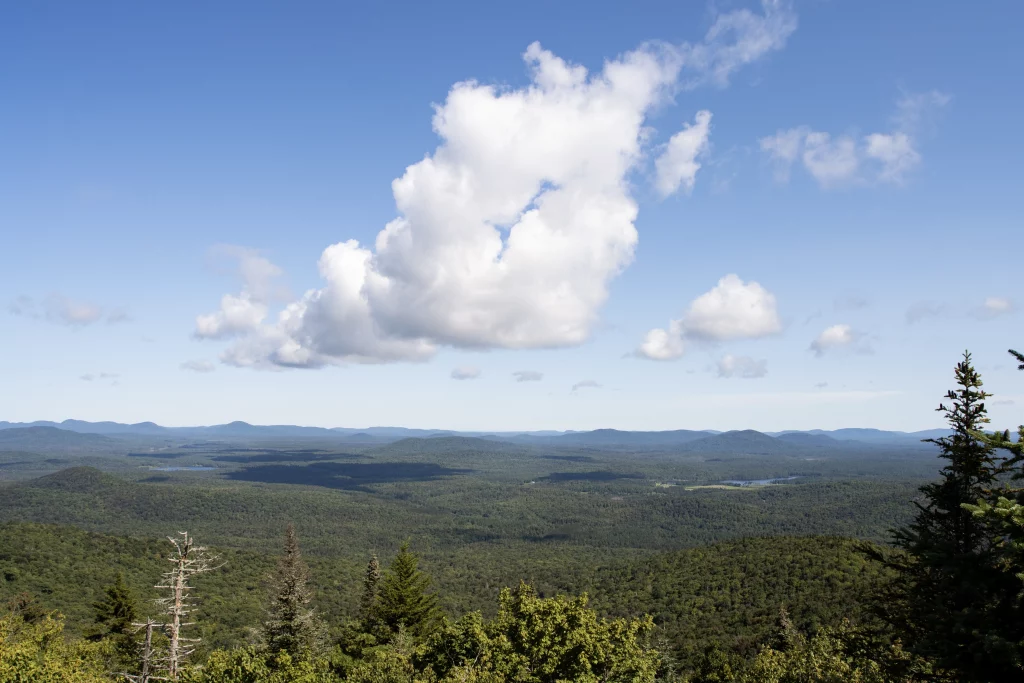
0,426,122,452
0,418,950,448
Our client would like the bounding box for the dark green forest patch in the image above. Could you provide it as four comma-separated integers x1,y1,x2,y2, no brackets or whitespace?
541,470,646,482
224,461,474,490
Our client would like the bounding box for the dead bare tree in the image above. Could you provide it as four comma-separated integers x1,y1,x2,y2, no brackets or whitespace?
152,531,219,680
121,618,161,683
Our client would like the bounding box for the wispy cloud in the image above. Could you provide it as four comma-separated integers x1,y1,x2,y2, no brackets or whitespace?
106,308,133,324
761,90,949,188
716,354,768,379
834,295,869,311
810,324,872,357
571,380,602,392
654,110,713,197
512,370,543,383
451,366,482,380
80,372,119,384
907,297,1015,323
181,360,216,373
9,294,128,326
906,301,948,324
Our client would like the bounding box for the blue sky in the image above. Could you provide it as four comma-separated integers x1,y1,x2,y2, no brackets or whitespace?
2,0,1021,431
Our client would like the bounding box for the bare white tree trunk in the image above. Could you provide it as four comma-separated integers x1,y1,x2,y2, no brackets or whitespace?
152,532,219,680
122,618,161,682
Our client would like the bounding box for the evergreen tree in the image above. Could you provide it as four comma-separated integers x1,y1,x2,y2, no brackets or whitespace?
977,348,1024,460
766,607,803,654
359,553,382,633
376,542,441,638
89,573,138,638
887,352,1017,680
262,524,323,656
956,346,1024,674
87,573,139,667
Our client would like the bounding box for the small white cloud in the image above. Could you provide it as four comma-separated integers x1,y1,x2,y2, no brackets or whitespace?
637,320,687,361
99,372,119,379
80,374,95,382
810,324,871,357
759,126,805,182
760,90,948,188
683,274,782,341
181,360,216,373
864,132,920,184
451,366,482,380
637,275,780,360
512,370,543,382
716,354,768,379
654,110,712,197
906,301,948,324
801,132,861,187
814,381,828,389
994,399,1015,406
571,379,602,392
974,297,1015,319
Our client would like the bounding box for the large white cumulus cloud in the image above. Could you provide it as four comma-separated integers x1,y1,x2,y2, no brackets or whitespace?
197,2,796,368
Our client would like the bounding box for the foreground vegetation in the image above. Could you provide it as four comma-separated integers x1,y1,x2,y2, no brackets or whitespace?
2,350,1022,681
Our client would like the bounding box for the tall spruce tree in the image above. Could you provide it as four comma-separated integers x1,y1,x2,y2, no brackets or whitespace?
359,553,382,634
87,573,139,667
375,542,440,638
262,524,323,656
888,352,1016,680
957,346,1024,674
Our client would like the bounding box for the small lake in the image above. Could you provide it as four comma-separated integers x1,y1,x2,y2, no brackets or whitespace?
721,476,798,486
149,466,217,472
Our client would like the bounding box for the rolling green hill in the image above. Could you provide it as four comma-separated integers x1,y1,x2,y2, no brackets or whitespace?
0,426,122,453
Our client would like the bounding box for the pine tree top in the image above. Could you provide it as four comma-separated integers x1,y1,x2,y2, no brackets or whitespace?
376,542,441,638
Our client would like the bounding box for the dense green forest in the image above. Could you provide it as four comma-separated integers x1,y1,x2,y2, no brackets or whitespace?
2,351,1023,681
